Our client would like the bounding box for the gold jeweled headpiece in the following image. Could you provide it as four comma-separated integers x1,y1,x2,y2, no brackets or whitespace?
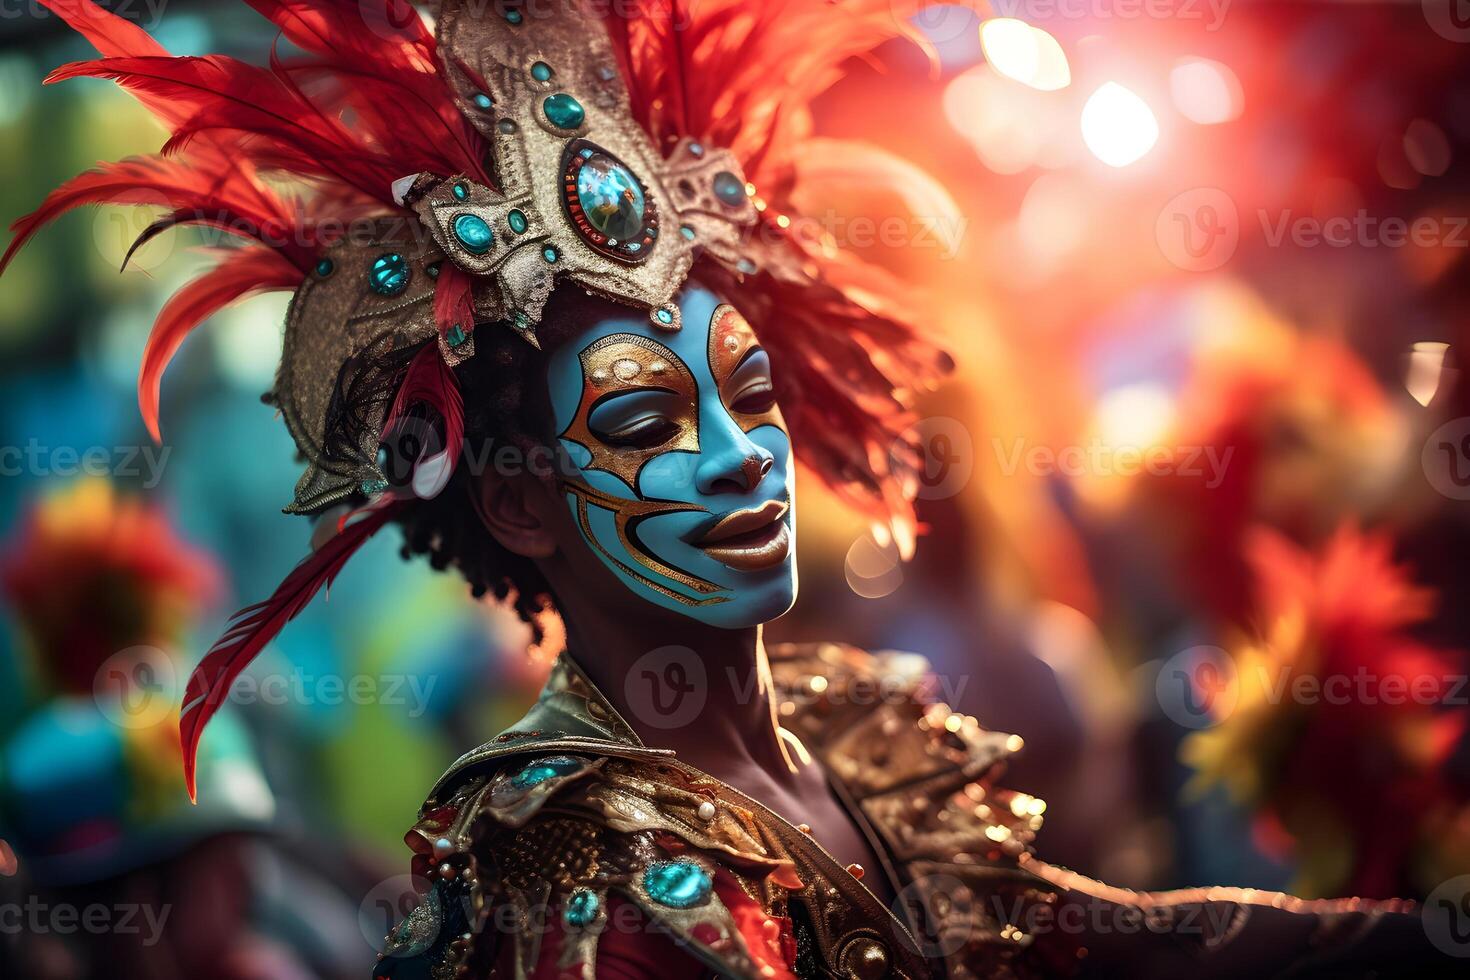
274,0,761,513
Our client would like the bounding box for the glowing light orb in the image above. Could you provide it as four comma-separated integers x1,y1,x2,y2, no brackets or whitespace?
979,18,1070,91
1080,82,1159,168
1169,58,1243,125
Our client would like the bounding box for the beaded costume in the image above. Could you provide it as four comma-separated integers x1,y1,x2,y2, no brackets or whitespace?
374,644,1446,979
3,2,1453,978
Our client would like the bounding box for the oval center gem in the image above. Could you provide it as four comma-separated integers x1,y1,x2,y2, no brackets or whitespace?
453,213,494,255
543,92,585,129
643,859,712,909
576,154,646,243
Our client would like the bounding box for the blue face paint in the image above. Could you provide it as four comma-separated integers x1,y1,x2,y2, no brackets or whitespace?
548,284,797,627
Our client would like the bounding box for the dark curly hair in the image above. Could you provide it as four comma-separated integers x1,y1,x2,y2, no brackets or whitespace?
387,286,599,643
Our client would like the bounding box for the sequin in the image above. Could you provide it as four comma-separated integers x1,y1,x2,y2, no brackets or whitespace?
510,755,583,790
543,93,585,129
564,888,599,927
453,213,494,255
368,253,410,295
712,171,746,207
643,859,712,909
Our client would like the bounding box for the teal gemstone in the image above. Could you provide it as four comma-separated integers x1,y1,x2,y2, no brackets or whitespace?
542,246,559,263
360,477,389,495
315,257,333,277
543,93,585,129
510,756,582,790
505,9,523,24
452,181,469,201
369,252,410,295
472,93,493,110
737,258,757,275
680,225,696,240
655,308,674,325
564,889,599,927
508,209,528,234
446,324,467,347
531,61,553,82
576,153,646,242
453,213,494,254
426,261,442,279
643,859,711,909
713,171,746,207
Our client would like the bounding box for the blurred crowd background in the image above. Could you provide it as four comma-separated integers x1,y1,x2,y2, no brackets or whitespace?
3,0,1470,975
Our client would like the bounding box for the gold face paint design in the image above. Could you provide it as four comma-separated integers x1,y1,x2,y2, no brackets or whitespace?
561,481,728,603
709,304,784,433
558,332,700,490
558,331,724,603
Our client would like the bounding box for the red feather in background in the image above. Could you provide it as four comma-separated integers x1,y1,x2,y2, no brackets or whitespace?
179,498,402,801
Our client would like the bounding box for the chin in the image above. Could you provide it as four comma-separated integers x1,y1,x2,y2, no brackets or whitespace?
695,567,799,629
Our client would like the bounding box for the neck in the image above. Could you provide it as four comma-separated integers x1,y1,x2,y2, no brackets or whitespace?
559,606,795,779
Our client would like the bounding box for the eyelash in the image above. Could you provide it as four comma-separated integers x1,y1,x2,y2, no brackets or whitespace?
730,379,776,413
602,415,680,448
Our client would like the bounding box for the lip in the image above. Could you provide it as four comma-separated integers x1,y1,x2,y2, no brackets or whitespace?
688,499,791,572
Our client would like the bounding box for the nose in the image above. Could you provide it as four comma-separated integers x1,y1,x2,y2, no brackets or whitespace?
695,424,775,496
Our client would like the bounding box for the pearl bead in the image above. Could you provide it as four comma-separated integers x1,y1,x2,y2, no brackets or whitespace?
696,801,717,822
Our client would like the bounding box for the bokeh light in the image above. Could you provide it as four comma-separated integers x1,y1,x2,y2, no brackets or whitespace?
1081,82,1159,167
980,18,1071,92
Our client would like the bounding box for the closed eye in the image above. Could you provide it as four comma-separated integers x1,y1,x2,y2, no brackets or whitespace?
726,348,777,415
588,387,688,448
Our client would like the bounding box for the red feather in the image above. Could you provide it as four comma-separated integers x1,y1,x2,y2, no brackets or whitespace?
433,263,475,341
139,248,304,442
1,151,310,277
180,497,403,801
382,342,465,500
603,1,934,192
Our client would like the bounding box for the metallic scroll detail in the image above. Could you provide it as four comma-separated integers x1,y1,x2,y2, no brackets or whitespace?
560,480,727,604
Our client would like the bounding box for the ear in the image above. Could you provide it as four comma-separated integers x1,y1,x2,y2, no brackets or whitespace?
470,467,558,559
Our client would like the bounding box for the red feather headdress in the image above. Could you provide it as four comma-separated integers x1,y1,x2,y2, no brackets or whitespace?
5,0,953,799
